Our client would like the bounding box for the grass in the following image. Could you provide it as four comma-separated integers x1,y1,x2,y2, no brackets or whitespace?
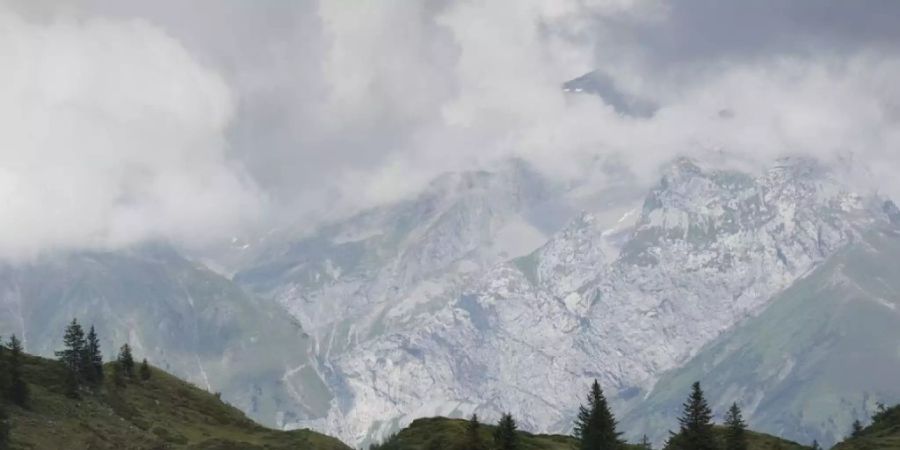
832,404,900,450
2,352,349,450
370,417,582,450
3,349,889,449
369,417,809,450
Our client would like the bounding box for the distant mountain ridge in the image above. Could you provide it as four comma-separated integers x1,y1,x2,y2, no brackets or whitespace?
0,244,329,429
1,156,898,449
230,156,900,447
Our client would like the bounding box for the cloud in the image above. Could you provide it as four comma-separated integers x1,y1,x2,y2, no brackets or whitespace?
0,7,263,260
3,0,900,258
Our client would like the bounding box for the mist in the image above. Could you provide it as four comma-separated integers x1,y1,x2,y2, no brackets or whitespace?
2,0,900,259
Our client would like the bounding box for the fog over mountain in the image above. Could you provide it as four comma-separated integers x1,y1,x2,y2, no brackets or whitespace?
3,0,900,259
3,2,900,449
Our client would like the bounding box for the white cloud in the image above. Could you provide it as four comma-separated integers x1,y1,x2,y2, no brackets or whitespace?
2,0,900,257
0,8,263,260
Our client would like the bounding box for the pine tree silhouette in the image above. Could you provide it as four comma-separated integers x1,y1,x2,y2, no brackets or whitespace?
724,403,747,450
669,382,717,450
493,413,519,450
0,340,8,402
574,380,622,450
84,326,104,384
56,319,86,397
117,344,135,379
459,414,486,450
7,336,28,407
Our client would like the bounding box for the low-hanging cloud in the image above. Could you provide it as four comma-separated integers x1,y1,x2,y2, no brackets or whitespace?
0,7,263,260
2,0,900,259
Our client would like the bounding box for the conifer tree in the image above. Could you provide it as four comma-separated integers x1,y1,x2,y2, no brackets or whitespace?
459,414,486,450
724,403,747,450
574,379,622,450
56,319,85,397
0,341,8,401
670,382,717,450
639,435,653,450
493,413,519,450
810,440,821,450
851,419,864,438
84,326,103,384
139,359,151,381
7,336,27,407
117,344,134,378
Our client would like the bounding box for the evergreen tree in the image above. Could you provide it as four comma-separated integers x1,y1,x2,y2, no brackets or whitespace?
851,419,864,438
639,435,653,450
84,326,104,384
55,319,85,397
574,380,622,450
117,344,134,378
670,382,717,450
458,414,486,450
723,403,748,450
493,413,519,450
0,341,8,401
0,404,9,450
810,440,821,450
139,359,151,381
6,336,27,407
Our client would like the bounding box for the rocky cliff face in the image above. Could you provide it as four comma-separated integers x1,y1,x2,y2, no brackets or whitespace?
235,157,894,446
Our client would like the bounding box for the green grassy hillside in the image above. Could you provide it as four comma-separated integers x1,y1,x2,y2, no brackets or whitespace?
659,427,810,450
832,404,900,450
1,352,349,450
368,417,809,450
369,417,582,450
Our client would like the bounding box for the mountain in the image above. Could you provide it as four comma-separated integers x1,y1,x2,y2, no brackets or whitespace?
0,351,349,450
3,155,894,448
231,161,642,444
623,216,900,447
0,245,329,429
229,156,899,447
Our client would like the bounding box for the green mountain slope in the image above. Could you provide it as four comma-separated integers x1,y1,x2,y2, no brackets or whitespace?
624,225,900,447
0,245,330,427
370,417,593,450
662,427,810,450
1,351,348,450
833,404,900,450
369,417,806,450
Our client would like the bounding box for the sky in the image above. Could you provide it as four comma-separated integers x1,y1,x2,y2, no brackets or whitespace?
2,0,900,260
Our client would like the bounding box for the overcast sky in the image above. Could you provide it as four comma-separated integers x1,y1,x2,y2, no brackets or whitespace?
2,0,900,259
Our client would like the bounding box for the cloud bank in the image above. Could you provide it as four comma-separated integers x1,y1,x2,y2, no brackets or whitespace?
0,7,262,260
2,0,900,258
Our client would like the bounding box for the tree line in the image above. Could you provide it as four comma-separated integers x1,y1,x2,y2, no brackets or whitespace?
372,380,838,450
0,318,152,449
55,318,151,396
